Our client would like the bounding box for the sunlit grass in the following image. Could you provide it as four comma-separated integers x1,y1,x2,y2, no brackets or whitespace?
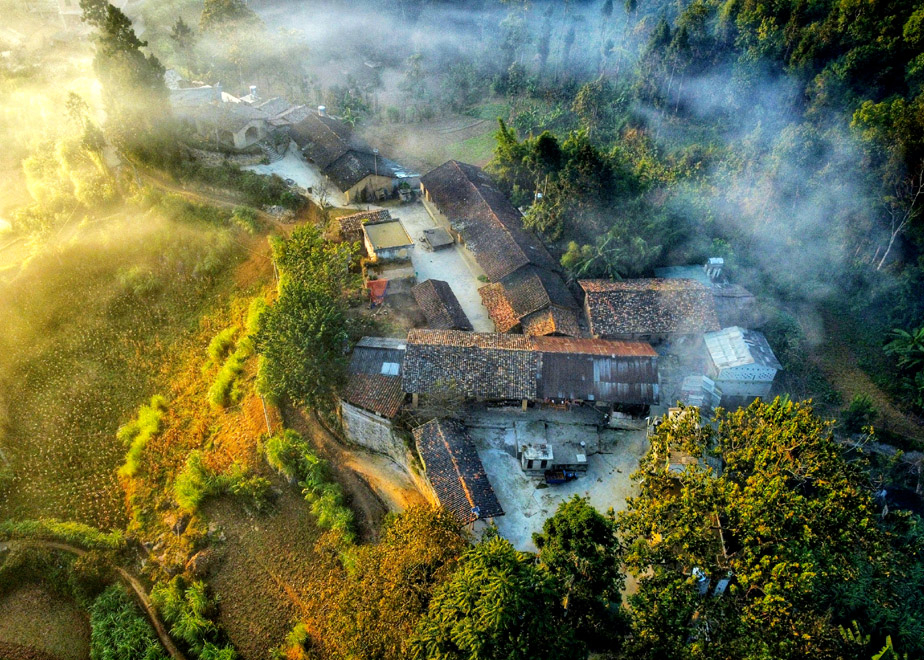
0,211,247,529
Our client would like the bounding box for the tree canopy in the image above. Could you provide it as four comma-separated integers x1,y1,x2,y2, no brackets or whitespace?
618,399,924,659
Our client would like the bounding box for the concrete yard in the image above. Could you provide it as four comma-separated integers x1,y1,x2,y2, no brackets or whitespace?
465,406,650,551
393,202,494,332
244,144,350,207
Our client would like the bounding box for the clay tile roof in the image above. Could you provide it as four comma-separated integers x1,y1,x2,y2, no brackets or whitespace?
403,330,659,405
480,266,580,336
343,373,405,418
419,161,557,280
413,419,504,522
499,266,578,317
339,209,392,243
403,329,537,400
579,278,720,337
289,113,358,169
479,283,520,332
520,306,582,338
412,280,474,331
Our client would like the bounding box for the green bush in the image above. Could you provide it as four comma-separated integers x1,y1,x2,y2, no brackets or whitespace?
263,430,355,543
231,206,260,234
150,576,234,657
174,451,222,512
207,327,239,363
174,451,272,513
118,396,168,479
842,394,879,433
118,266,161,297
0,518,125,551
90,585,168,660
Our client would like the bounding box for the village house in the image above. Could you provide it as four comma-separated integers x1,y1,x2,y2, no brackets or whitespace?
362,218,415,262
290,109,418,203
703,326,782,402
580,278,720,343
655,258,766,328
420,160,581,337
413,418,504,525
339,337,408,464
192,102,269,150
412,280,474,331
337,209,392,254
401,329,659,412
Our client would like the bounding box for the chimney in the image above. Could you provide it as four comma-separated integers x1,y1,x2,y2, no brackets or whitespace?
704,257,724,281
317,105,326,117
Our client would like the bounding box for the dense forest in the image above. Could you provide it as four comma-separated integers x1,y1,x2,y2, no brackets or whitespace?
0,0,923,659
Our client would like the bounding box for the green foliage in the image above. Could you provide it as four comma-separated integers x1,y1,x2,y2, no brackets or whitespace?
200,0,260,33
255,224,358,409
885,327,924,410
207,327,239,363
90,584,168,660
315,507,468,660
534,496,627,651
842,394,879,433
118,395,168,478
263,430,355,543
410,535,578,660
151,576,235,657
230,206,260,234
173,451,270,512
618,399,922,658
0,518,125,551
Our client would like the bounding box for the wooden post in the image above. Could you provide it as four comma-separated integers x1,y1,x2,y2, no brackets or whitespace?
412,393,419,408
521,399,528,412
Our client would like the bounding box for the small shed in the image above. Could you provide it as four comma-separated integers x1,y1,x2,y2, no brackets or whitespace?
423,227,454,250
412,279,473,331
704,326,781,399
363,219,415,262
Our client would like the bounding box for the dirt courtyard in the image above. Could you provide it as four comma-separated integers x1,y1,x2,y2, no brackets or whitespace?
465,406,649,551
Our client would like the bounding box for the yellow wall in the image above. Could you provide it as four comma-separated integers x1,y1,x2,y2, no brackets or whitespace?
345,175,395,203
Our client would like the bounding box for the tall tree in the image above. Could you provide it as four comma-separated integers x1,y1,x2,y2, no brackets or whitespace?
534,496,627,651
410,535,579,660
81,1,168,155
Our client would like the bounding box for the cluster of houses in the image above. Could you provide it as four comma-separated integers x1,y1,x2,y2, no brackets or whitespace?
335,156,782,525
166,74,419,203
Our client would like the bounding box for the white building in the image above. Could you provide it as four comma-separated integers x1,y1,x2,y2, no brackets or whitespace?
704,326,782,400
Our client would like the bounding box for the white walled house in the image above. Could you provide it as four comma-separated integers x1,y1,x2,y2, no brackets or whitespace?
704,326,782,400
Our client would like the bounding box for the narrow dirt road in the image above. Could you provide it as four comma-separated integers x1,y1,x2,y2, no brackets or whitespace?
6,540,187,660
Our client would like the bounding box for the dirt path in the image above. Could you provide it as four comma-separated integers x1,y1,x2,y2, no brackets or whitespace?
5,540,187,660
815,310,924,444
281,405,388,542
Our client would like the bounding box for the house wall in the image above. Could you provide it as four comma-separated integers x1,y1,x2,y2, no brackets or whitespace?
345,174,396,203
232,121,266,149
713,373,775,399
341,401,406,465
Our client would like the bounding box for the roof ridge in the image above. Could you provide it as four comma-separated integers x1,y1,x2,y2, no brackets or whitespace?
452,161,532,277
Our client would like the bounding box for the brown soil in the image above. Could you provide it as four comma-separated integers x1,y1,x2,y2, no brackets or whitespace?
203,484,326,660
0,584,89,660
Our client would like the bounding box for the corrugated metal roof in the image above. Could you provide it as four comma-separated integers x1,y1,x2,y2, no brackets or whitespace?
349,337,407,376
704,326,782,371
